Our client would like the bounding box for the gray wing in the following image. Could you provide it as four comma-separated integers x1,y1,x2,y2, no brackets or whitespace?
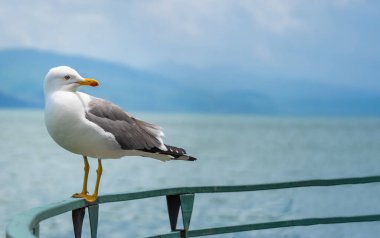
85,97,165,150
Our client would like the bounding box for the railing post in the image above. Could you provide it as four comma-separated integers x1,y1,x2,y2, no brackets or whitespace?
179,194,195,237
32,224,39,237
72,207,86,238
166,194,181,231
166,194,195,237
88,204,99,238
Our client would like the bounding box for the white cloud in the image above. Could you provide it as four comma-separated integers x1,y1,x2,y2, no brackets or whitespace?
0,0,111,55
0,0,308,69
334,0,363,8
0,0,378,91
240,0,304,34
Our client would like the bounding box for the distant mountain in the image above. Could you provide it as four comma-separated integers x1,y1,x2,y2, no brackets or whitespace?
0,48,379,116
0,91,33,108
0,48,276,114
153,64,380,116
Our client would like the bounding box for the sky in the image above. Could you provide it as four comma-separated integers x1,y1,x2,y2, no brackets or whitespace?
0,0,379,91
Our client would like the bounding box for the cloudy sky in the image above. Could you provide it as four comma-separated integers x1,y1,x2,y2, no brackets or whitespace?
1,0,379,91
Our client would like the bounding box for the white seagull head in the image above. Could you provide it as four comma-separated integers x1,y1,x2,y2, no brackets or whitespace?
44,66,99,94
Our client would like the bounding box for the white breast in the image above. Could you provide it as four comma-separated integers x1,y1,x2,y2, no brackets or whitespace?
44,91,124,158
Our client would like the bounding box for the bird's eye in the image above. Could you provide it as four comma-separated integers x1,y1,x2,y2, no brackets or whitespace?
64,75,71,80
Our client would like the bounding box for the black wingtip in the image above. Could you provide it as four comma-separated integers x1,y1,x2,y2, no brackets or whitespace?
171,155,197,161
188,156,197,161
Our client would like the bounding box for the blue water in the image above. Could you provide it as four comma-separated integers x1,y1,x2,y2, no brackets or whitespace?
1,110,380,237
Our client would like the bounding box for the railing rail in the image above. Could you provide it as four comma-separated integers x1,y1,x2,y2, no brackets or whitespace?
6,175,380,238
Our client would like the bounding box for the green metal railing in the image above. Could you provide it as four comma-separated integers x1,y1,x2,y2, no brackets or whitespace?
6,175,380,238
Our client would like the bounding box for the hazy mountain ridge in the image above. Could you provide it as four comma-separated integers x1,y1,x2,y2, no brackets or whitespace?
0,49,276,114
0,90,32,108
1,49,379,115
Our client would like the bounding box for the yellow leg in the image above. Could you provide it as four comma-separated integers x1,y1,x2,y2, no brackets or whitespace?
72,156,90,198
82,159,103,203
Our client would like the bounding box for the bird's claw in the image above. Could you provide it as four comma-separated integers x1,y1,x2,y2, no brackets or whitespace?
72,193,98,202
72,192,87,198
82,195,98,203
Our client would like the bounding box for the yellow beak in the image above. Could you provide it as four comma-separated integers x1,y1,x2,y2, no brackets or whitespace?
79,78,99,87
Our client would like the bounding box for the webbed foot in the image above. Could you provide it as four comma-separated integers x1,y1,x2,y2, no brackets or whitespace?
72,192,88,198
82,194,98,203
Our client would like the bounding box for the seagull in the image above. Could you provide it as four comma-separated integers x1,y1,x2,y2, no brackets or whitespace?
44,66,196,202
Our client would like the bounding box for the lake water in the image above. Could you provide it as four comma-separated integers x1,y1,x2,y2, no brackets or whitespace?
1,110,380,237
